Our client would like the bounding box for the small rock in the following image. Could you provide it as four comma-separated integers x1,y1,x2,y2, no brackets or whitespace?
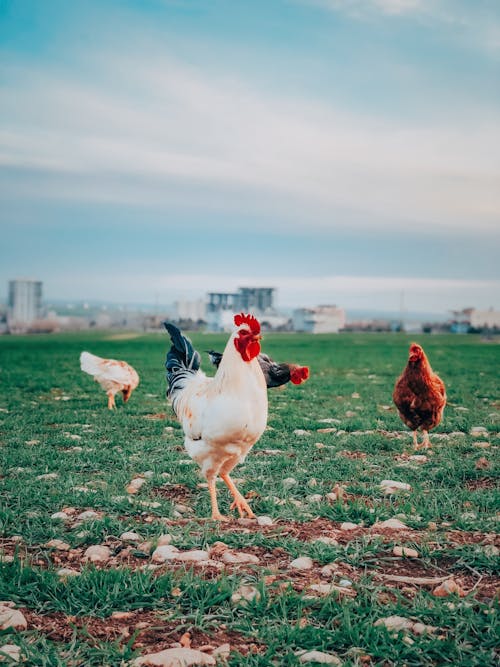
221,551,260,565
412,622,437,635
212,643,231,659
374,518,408,530
473,441,490,449
0,554,14,564
289,556,314,570
151,545,180,563
306,494,323,503
0,606,27,630
157,534,173,546
44,539,71,551
408,455,428,463
432,578,466,597
293,429,310,436
77,510,99,521
470,426,488,437
256,515,273,526
120,531,141,542
126,477,146,494
173,550,210,563
296,650,342,665
380,480,411,494
83,545,111,563
282,477,297,488
338,578,353,587
56,568,80,579
111,611,135,620
340,522,358,531
315,536,339,546
393,546,419,558
132,646,216,666
374,615,414,632
231,584,260,605
483,545,499,557
36,472,58,481
0,644,21,663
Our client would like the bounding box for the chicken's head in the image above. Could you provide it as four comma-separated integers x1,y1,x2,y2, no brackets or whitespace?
408,343,425,363
290,365,310,385
234,313,262,362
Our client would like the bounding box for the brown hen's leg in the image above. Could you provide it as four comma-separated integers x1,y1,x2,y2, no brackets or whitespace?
221,473,255,518
207,477,228,521
412,431,418,448
107,392,116,410
418,430,431,449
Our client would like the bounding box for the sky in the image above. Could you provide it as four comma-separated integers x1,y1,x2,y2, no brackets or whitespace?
1,0,499,314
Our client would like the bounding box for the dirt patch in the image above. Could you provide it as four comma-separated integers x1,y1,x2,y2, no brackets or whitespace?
143,413,167,420
152,484,193,502
464,477,498,491
22,609,262,656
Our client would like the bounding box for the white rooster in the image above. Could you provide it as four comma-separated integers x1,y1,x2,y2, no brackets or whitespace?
80,351,139,409
164,313,268,520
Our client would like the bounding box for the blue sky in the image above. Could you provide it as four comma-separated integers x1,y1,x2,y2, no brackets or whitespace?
1,0,499,313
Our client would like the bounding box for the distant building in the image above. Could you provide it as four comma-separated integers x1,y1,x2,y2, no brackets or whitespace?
207,287,277,331
292,305,346,333
174,299,206,322
470,308,500,330
7,279,43,331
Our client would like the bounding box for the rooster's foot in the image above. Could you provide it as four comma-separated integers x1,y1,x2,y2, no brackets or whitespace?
230,497,255,519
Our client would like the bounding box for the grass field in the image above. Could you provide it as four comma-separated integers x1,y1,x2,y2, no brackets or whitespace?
0,331,498,666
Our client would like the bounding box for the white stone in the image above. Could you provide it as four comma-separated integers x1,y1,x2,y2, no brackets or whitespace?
306,494,323,503
221,551,260,565
338,579,353,587
340,522,358,531
157,534,173,546
0,606,27,631
380,480,411,494
374,615,414,632
470,426,488,437
36,472,58,481
293,429,310,436
127,477,146,494
44,539,71,551
375,518,409,530
289,556,314,570
172,550,210,563
151,545,180,563
0,644,21,663
296,650,342,665
120,531,141,542
283,477,297,488
256,515,273,526
315,536,339,546
83,545,111,563
132,646,216,666
231,584,260,605
77,510,99,521
57,568,81,579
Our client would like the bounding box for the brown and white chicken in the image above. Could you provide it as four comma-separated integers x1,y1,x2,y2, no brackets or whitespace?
164,313,268,520
80,351,139,409
393,343,446,449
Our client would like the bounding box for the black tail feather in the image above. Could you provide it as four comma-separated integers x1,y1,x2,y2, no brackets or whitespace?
163,322,201,403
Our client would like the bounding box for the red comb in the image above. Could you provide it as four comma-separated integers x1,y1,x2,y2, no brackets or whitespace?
234,312,260,334
290,365,310,385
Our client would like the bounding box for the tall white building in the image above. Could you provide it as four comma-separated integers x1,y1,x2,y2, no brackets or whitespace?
8,279,43,330
293,305,346,333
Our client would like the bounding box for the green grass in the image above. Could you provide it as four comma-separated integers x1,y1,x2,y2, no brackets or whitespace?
0,331,498,666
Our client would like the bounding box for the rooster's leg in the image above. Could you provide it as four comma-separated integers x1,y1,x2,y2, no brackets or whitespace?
412,431,418,448
207,476,228,521
221,473,255,519
107,392,116,410
418,430,431,449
